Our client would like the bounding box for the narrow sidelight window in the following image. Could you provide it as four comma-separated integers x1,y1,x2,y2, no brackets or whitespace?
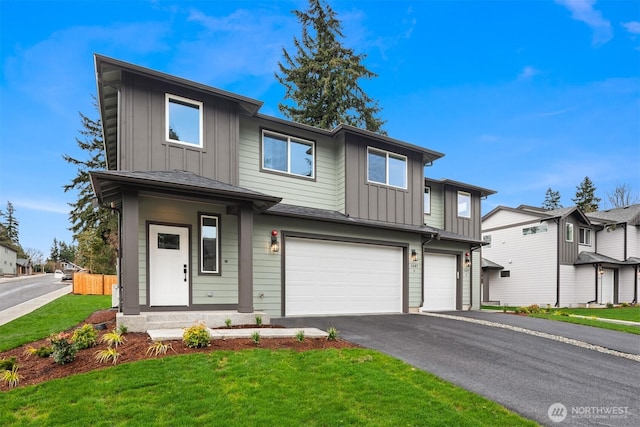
200,214,220,274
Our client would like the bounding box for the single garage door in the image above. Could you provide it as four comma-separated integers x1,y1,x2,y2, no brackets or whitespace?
422,253,457,311
285,238,403,316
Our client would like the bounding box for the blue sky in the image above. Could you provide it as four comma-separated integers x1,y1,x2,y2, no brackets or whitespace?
1,0,638,257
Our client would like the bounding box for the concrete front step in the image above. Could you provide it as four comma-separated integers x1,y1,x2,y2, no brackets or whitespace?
148,327,329,342
117,311,270,333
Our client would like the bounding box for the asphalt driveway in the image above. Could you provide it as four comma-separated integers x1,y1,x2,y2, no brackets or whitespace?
277,312,640,426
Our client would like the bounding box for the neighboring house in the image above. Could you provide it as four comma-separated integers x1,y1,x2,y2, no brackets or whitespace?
90,55,494,330
16,258,33,276
481,204,640,307
0,243,17,276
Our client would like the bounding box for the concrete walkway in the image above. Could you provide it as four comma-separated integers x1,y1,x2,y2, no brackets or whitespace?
0,284,72,326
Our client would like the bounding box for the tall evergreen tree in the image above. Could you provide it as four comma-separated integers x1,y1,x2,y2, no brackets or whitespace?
276,0,385,133
63,104,118,273
1,201,20,243
572,176,601,213
50,238,60,262
542,188,562,210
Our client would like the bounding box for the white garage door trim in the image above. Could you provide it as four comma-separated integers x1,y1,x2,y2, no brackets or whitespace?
421,253,457,311
285,237,403,316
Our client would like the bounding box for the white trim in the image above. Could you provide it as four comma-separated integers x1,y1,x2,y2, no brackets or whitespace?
367,147,408,189
262,129,315,178
165,93,204,148
457,191,471,218
424,187,431,214
566,223,574,242
200,214,219,274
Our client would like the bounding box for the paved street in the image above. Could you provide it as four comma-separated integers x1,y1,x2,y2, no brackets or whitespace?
278,313,640,426
0,274,68,311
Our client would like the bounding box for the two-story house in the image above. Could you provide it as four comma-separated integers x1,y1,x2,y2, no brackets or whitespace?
90,55,494,331
481,204,639,307
0,243,17,276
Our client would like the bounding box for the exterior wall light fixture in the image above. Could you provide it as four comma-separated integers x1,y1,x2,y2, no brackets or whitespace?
464,252,471,268
270,230,279,253
410,249,418,262
598,265,604,276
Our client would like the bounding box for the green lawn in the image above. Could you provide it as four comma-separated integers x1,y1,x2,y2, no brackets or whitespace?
0,294,111,351
482,305,640,335
0,349,537,426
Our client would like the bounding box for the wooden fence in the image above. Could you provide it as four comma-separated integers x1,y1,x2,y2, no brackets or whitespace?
73,273,117,295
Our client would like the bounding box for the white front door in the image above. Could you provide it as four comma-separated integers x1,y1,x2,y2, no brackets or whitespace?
149,224,189,307
422,253,457,311
600,269,614,305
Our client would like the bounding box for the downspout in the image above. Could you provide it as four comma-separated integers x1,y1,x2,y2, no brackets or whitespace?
633,265,638,304
419,233,436,308
586,264,598,304
555,218,561,307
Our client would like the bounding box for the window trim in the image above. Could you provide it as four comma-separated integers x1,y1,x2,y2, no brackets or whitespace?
366,147,408,189
424,187,431,215
198,213,221,275
165,93,204,148
261,129,316,180
522,223,548,235
579,227,591,246
566,223,574,242
457,191,471,219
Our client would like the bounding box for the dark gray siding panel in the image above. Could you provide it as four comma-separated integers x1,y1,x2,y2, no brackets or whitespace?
120,72,239,185
443,186,482,240
344,134,423,226
559,217,580,265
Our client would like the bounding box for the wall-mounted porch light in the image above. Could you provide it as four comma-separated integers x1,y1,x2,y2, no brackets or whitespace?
270,230,279,253
410,249,418,263
598,265,604,276
464,252,471,268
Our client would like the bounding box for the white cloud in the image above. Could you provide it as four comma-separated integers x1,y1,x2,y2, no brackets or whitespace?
12,199,70,215
517,66,539,80
622,21,640,34
555,0,612,46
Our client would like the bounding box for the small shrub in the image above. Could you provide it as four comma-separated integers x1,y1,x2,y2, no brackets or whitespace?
554,310,569,317
50,332,77,365
527,304,541,314
0,356,17,371
118,324,129,334
146,341,174,357
72,324,98,349
327,326,339,341
101,329,126,348
224,318,232,328
621,302,630,308
295,330,305,342
94,347,120,365
251,331,261,346
255,315,263,326
2,365,20,388
183,322,211,348
606,302,614,309
23,346,53,358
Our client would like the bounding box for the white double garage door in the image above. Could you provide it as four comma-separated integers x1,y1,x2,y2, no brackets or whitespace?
285,237,457,316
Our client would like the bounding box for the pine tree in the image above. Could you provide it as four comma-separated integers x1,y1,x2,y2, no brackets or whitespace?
572,176,601,213
276,0,385,133
50,238,60,262
542,188,562,210
63,103,118,273
1,201,20,243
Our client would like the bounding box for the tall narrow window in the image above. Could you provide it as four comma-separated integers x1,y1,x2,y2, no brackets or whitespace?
367,147,407,189
424,187,431,214
200,214,219,274
457,191,471,218
566,223,574,242
579,228,591,245
166,94,203,148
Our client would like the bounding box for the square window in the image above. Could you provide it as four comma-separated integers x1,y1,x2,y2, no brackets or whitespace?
500,270,510,278
424,187,431,214
200,214,220,274
262,130,314,178
166,94,203,147
367,148,407,189
457,191,471,218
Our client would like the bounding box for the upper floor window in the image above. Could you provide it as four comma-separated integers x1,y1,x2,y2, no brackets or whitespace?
523,223,548,235
262,130,314,178
579,228,591,245
166,94,203,148
483,235,492,248
199,214,220,274
424,187,431,214
566,223,574,242
367,148,407,189
457,191,471,218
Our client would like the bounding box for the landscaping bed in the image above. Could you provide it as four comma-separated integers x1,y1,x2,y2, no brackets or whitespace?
0,310,355,390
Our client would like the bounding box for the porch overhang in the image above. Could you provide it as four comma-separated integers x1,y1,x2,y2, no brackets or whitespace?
574,252,639,266
90,169,282,212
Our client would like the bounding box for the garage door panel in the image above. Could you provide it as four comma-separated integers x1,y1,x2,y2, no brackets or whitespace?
285,238,403,316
